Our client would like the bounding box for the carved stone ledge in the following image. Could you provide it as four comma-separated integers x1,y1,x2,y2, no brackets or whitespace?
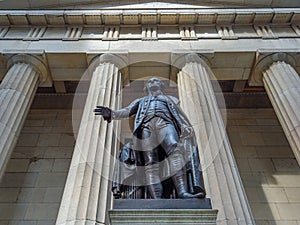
1,8,300,26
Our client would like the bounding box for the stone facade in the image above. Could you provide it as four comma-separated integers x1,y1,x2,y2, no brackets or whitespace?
1,108,299,225
0,109,74,225
227,109,300,225
0,1,300,225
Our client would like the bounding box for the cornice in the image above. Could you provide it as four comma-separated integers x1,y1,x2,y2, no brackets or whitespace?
0,8,299,26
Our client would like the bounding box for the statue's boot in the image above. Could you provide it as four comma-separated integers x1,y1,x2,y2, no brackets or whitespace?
145,164,163,199
169,152,205,199
173,172,205,198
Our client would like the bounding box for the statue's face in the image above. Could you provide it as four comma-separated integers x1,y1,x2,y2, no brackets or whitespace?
146,78,162,92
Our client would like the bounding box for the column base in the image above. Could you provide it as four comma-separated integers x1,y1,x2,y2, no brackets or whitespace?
109,199,218,225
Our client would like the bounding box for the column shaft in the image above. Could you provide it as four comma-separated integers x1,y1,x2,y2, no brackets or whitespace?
0,62,39,178
263,61,300,164
178,61,254,225
56,62,121,225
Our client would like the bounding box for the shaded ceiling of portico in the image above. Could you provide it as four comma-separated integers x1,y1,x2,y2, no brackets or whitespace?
0,0,299,9
0,52,272,110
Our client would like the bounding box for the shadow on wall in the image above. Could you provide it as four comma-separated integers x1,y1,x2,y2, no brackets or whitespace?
0,109,75,225
226,108,300,225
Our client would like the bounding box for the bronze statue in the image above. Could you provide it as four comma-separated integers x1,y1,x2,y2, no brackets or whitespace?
94,77,205,199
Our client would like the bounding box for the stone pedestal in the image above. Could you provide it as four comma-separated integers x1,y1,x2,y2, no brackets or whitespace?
109,199,218,225
263,61,300,165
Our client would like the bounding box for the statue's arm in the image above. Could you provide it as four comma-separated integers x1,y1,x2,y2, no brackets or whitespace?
94,98,140,123
168,96,189,123
112,98,140,119
177,104,192,126
168,96,194,135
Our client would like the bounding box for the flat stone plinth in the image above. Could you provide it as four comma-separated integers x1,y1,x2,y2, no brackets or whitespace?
113,198,212,209
109,199,218,225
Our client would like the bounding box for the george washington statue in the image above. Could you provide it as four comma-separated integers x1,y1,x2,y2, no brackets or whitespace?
94,77,205,199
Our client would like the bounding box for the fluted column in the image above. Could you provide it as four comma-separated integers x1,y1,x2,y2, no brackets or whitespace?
0,54,47,178
56,54,124,225
176,54,254,225
263,61,300,165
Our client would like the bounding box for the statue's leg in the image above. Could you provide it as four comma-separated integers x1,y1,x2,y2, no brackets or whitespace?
143,150,162,198
141,121,163,199
160,124,204,198
168,152,204,198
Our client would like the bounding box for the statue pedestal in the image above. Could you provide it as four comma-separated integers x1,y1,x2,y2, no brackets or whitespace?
109,199,218,225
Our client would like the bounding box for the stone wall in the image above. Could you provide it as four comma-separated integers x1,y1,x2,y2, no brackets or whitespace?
0,108,299,225
227,109,300,225
0,109,75,225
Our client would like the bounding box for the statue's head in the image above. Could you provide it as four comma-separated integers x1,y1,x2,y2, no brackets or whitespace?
143,77,165,94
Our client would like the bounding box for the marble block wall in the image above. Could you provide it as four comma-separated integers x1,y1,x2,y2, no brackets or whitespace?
227,109,300,225
0,109,75,225
0,107,299,225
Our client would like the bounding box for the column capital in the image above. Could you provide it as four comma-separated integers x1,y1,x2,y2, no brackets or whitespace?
171,51,214,70
86,51,129,69
2,50,52,87
249,50,297,86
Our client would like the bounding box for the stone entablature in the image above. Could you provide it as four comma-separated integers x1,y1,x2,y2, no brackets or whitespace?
0,23,300,41
0,8,299,26
0,8,299,41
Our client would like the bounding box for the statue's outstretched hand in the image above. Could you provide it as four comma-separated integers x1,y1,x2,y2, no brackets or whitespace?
94,106,112,123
